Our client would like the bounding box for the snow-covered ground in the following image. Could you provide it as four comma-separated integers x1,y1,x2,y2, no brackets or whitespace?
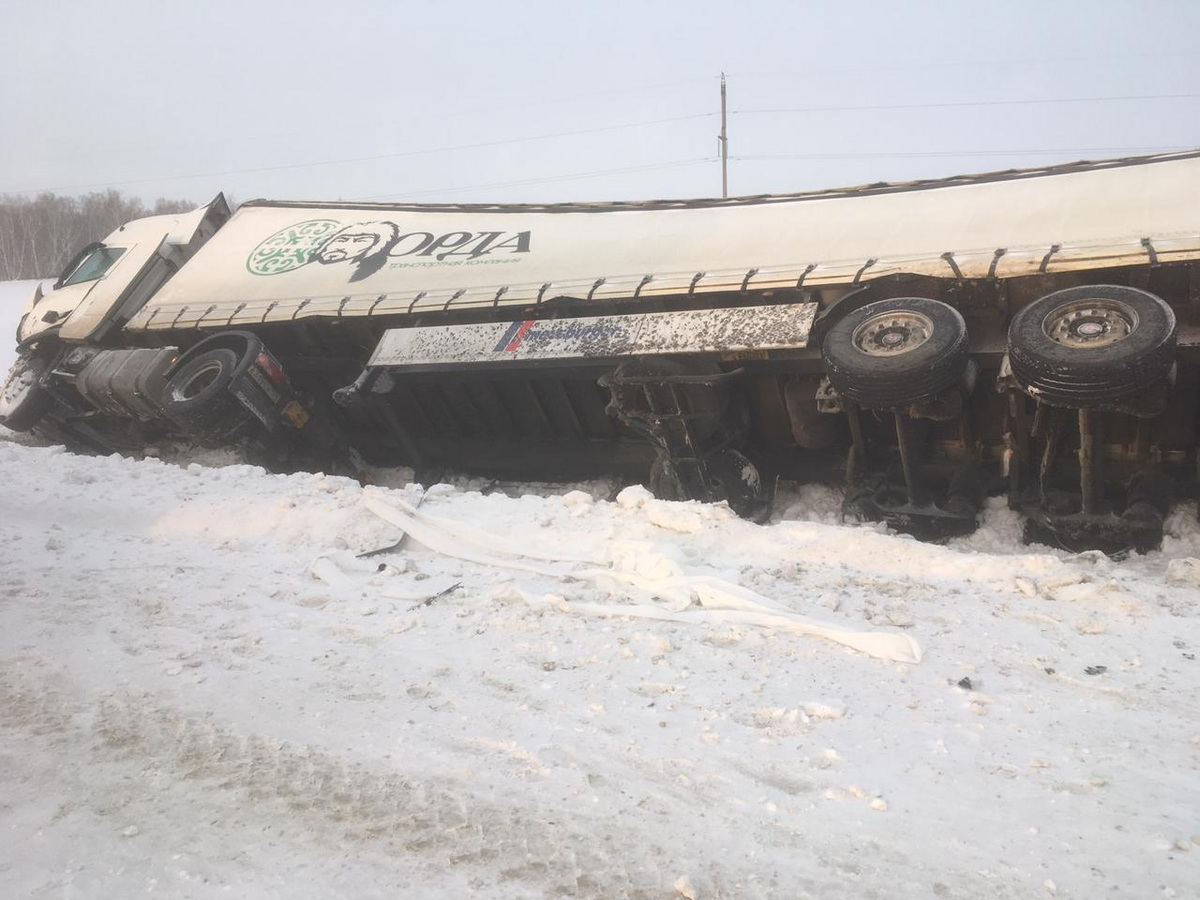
3,284,1200,898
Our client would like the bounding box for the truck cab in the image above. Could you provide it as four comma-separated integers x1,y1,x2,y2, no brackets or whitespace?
3,197,233,439
16,196,231,348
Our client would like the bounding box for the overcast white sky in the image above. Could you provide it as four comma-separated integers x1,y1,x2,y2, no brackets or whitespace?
2,0,1199,206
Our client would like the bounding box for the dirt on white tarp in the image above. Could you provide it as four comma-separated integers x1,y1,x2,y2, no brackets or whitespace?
2,434,1200,899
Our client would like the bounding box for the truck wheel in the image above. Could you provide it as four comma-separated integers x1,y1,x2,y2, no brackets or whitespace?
706,448,769,521
648,449,768,519
161,348,253,441
0,353,53,432
647,455,684,501
821,297,969,408
1008,285,1176,406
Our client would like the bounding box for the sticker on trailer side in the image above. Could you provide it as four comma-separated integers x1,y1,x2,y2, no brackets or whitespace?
367,302,818,370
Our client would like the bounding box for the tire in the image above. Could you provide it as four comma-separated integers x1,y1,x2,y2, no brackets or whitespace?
161,348,253,441
1007,285,1176,407
0,353,54,432
821,297,969,408
706,448,769,521
647,455,684,501
648,449,769,520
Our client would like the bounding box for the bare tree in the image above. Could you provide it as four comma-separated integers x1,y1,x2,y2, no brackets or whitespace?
0,191,195,280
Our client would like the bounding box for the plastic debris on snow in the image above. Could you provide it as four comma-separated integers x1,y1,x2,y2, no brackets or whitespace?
361,490,923,664
309,550,459,604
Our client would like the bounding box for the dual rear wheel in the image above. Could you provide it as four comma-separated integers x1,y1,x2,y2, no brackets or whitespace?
821,285,1177,409
1007,285,1176,406
822,296,969,407
817,286,1179,546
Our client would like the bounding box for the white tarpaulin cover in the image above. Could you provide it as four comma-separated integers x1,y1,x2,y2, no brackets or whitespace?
361,490,924,663
126,151,1200,332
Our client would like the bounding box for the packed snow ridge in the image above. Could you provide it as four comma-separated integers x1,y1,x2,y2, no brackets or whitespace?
2,430,1200,898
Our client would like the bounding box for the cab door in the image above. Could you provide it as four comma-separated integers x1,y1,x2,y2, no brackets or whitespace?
58,237,171,342
16,243,130,344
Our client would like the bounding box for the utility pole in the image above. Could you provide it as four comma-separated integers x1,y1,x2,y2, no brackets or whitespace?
719,72,729,198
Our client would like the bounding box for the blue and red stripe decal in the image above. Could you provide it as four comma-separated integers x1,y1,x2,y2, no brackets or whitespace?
493,319,536,352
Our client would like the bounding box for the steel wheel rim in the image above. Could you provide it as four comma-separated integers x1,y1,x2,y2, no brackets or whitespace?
852,310,934,356
1042,299,1138,349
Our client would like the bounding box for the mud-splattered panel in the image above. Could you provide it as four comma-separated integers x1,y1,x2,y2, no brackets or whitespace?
367,303,818,370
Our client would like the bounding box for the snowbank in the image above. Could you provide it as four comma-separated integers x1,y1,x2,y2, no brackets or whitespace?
3,278,1200,896
2,438,1200,898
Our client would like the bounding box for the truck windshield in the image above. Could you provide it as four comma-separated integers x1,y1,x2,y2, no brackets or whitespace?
62,246,126,286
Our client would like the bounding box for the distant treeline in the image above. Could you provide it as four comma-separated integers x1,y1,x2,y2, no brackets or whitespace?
0,191,196,281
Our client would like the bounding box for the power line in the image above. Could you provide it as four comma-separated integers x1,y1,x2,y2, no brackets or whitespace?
733,146,1189,161
243,76,718,147
734,92,1200,115
356,158,718,201
396,76,716,125
727,49,1200,82
3,113,715,196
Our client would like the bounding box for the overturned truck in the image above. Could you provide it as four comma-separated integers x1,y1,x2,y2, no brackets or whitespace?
4,151,1200,552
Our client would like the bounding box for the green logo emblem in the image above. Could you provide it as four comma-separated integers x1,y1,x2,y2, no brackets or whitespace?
246,219,341,275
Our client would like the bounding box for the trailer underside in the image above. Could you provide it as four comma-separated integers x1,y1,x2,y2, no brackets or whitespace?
13,259,1195,555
